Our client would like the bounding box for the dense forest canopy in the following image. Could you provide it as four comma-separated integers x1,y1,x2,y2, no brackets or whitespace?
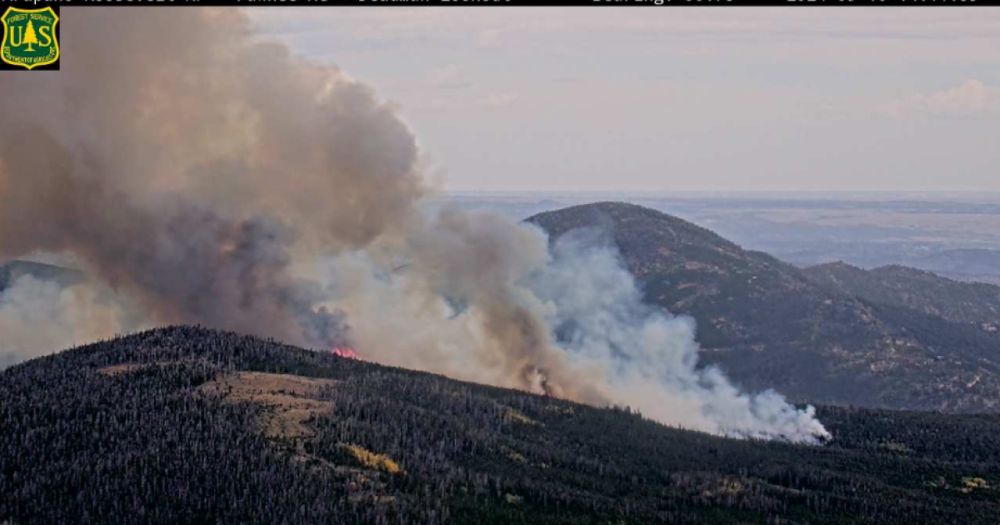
2,326,998,524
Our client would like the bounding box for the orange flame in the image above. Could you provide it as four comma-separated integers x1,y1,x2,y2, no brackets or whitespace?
331,346,362,360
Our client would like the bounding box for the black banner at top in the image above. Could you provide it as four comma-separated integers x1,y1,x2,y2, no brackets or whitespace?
0,0,993,6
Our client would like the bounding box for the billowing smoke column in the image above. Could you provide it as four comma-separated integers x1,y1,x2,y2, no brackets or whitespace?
525,231,829,439
0,9,828,442
331,214,828,441
0,8,413,348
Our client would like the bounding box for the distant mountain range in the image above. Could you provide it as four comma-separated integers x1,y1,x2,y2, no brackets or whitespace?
529,202,1000,413
803,262,1000,329
0,260,83,291
2,326,998,524
906,248,1000,284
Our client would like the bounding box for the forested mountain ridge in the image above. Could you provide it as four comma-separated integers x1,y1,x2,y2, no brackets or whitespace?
1,326,999,524
803,261,1000,329
528,202,1000,413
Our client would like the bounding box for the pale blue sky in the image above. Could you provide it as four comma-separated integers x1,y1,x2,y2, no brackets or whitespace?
248,7,1000,192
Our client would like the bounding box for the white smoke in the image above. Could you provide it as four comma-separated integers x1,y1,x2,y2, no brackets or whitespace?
0,276,134,366
323,211,829,443
526,230,830,441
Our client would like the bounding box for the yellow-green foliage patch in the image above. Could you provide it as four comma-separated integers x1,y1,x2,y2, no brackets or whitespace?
344,444,404,475
504,407,540,426
961,477,991,493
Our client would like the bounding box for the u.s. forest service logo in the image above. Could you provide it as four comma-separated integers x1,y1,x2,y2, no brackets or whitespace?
2,6,59,71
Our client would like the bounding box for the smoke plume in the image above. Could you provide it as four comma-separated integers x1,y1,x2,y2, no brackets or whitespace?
0,8,828,442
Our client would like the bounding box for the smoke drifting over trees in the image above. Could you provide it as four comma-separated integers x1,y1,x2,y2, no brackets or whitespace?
0,9,827,442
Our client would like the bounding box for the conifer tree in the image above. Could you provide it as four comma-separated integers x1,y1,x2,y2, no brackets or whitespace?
22,20,38,52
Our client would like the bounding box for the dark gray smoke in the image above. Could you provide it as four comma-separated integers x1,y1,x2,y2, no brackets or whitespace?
0,8,420,347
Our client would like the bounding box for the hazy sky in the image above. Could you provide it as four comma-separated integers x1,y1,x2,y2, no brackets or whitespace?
248,8,1000,193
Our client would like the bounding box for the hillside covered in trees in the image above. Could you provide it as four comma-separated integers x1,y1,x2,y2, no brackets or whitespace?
528,202,1000,413
802,261,1000,329
2,326,998,524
